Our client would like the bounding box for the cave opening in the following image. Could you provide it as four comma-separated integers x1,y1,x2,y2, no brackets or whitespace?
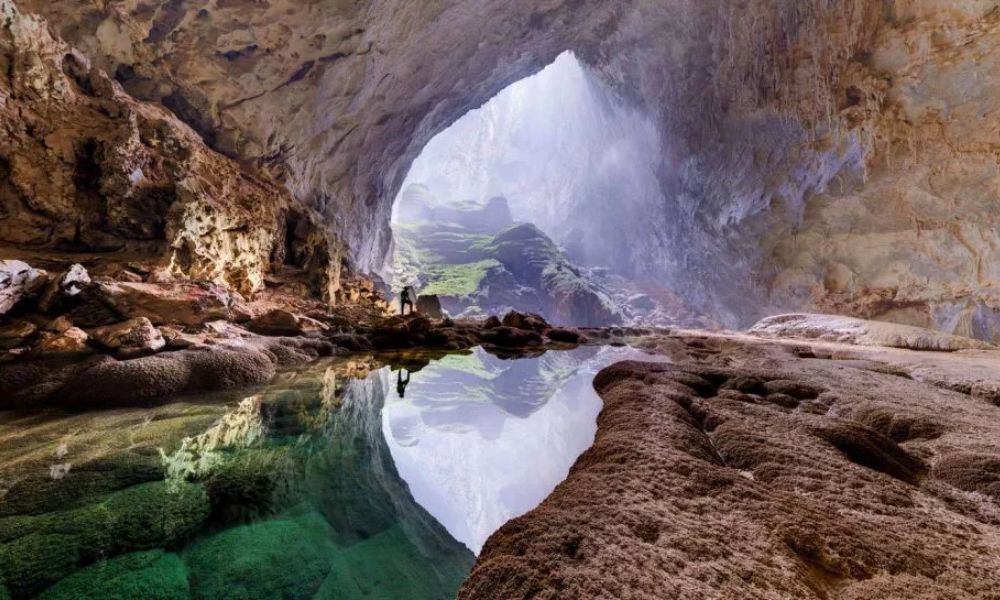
386,51,683,328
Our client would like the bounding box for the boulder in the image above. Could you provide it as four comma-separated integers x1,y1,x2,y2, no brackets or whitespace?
36,327,90,354
547,328,584,344
97,282,252,326
91,317,166,357
483,315,502,329
45,315,74,333
416,295,444,319
0,320,37,349
502,311,550,331
0,260,47,315
37,264,91,312
249,309,328,336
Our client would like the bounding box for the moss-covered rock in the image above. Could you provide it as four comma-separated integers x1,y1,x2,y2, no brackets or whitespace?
0,481,208,598
37,550,190,600
183,512,337,600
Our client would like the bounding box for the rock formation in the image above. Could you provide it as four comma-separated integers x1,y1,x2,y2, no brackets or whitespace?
0,0,346,304
462,331,1000,599
392,193,622,326
2,1,998,341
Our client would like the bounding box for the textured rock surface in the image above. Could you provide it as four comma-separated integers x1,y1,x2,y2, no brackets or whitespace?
750,313,994,352
90,316,165,356
8,0,1000,341
462,332,1000,599
0,0,345,302
0,260,46,314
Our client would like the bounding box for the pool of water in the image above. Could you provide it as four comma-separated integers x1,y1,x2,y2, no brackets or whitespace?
0,345,652,599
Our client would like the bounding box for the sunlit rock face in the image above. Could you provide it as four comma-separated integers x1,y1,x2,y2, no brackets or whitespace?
14,0,1000,337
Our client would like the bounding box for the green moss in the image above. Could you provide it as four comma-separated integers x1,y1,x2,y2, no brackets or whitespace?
38,550,189,600
183,512,337,600
315,524,473,600
420,260,500,298
0,481,209,597
0,533,81,598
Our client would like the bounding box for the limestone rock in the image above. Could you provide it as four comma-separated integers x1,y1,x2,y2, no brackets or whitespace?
36,326,90,353
0,260,46,315
98,281,252,326
0,1,347,305
248,309,327,337
415,295,444,319
501,311,549,332
749,313,994,352
0,319,37,349
91,317,166,356
37,263,91,312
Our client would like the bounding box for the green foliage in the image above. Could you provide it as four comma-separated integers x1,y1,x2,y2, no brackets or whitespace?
420,260,501,298
38,551,189,600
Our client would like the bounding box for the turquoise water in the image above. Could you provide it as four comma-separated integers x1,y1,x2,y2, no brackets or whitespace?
0,346,646,599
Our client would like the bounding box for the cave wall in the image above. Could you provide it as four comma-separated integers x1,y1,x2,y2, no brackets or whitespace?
9,0,1000,337
0,0,346,301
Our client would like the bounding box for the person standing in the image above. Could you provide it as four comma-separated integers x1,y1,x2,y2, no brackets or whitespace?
400,285,415,315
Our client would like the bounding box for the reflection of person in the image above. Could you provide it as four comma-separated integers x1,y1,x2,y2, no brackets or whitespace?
397,369,411,398
400,286,414,315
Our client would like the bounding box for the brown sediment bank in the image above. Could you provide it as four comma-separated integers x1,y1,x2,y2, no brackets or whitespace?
460,330,1000,599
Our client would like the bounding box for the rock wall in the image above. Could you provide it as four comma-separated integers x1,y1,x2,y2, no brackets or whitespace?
9,0,1000,338
0,0,345,301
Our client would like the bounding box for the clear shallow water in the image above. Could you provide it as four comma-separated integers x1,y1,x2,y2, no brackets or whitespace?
0,345,653,599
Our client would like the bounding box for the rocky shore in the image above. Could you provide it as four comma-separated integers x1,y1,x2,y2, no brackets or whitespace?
0,257,643,411
460,326,1000,599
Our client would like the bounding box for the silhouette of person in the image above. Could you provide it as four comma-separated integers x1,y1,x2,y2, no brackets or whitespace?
400,286,415,315
397,369,411,398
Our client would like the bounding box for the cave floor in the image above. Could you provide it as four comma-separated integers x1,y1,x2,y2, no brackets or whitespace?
461,328,1000,599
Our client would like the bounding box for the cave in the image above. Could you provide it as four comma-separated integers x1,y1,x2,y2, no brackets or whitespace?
388,51,677,327
3,1,1000,598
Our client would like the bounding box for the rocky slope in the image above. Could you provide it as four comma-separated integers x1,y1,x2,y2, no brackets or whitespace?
392,192,623,326
0,0,350,305
462,327,1000,599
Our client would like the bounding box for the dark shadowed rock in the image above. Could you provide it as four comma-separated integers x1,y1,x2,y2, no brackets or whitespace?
501,311,549,331
416,294,444,319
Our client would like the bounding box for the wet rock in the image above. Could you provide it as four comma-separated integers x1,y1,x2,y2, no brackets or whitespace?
90,317,166,357
98,281,252,326
416,294,444,319
546,328,584,344
248,309,326,336
0,260,46,315
483,316,502,329
36,327,90,354
480,326,543,348
501,311,549,331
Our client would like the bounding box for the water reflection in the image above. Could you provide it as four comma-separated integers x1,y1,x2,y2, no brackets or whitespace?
0,345,656,598
383,345,654,553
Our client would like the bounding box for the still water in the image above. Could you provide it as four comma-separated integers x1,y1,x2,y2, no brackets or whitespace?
0,345,649,599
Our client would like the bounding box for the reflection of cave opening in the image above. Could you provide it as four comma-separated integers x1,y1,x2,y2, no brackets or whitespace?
388,51,682,327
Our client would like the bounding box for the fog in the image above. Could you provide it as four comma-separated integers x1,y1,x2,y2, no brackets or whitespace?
393,51,669,278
